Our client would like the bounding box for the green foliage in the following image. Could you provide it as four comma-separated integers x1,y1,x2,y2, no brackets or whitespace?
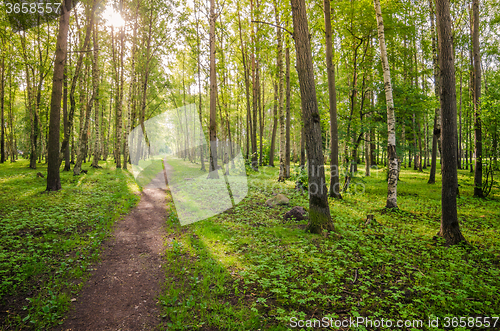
290,165,308,190
159,163,500,330
0,160,140,330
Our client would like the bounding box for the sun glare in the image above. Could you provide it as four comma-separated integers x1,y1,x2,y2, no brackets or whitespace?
103,6,125,28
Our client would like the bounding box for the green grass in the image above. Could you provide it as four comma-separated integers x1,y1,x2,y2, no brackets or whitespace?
159,160,500,330
0,159,140,330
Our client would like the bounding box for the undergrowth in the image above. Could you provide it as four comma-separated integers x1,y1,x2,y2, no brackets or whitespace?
0,159,140,330
159,159,500,331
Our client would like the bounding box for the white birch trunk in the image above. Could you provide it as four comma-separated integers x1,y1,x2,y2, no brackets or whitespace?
373,0,398,209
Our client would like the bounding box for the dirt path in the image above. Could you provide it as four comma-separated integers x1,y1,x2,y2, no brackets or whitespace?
57,166,170,331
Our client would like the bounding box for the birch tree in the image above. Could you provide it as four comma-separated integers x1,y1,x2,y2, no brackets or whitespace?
373,0,398,209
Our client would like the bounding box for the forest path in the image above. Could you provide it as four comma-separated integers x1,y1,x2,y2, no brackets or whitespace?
57,163,171,331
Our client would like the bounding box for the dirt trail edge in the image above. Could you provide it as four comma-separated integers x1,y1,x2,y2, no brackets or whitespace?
58,164,172,331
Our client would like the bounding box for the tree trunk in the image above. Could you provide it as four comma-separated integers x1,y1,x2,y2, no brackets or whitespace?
250,0,258,171
195,1,205,171
103,96,112,161
435,0,466,245
0,56,4,164
428,0,441,184
472,0,483,198
269,82,278,167
74,54,95,175
458,58,463,169
8,67,15,163
324,0,342,199
91,20,100,168
63,67,70,171
365,129,370,176
285,45,291,178
424,113,429,168
300,125,305,168
291,0,334,234
374,0,398,209
46,0,70,191
237,8,251,163
59,2,95,165
114,24,125,169
275,0,285,181
208,0,218,179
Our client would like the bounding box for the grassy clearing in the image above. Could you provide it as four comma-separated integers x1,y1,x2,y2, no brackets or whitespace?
0,159,140,330
159,159,500,330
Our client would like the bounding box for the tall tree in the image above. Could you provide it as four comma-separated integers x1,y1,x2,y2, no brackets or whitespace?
324,0,341,199
194,0,206,172
290,0,334,234
91,18,100,169
373,0,398,209
59,2,95,166
0,55,4,164
472,0,483,197
208,0,219,179
275,0,285,182
269,82,278,167
435,0,466,245
285,44,291,178
428,0,441,184
115,18,125,169
46,0,71,191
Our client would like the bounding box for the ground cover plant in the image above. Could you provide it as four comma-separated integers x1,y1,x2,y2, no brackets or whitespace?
0,159,140,330
159,159,500,330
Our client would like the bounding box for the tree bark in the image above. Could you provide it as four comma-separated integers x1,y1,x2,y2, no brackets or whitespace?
114,24,125,169
269,82,278,167
195,0,206,171
208,0,219,179
275,0,285,181
435,0,466,245
324,0,341,198
250,0,259,171
59,2,95,165
0,56,5,164
374,0,398,209
46,0,71,191
237,8,252,163
62,66,70,171
91,19,100,168
8,64,15,163
428,0,441,184
472,0,483,197
300,125,305,168
74,47,95,175
291,0,334,234
458,55,463,169
285,45,291,178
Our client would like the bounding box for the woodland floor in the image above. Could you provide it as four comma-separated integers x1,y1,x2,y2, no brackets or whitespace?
1,159,500,331
56,167,170,331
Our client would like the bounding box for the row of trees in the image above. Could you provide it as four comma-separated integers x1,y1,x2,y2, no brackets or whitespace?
1,0,499,244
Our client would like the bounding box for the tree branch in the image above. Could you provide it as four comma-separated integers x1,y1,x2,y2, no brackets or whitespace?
251,20,294,38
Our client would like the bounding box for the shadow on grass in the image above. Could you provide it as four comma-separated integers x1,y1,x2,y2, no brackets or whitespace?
158,197,288,330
